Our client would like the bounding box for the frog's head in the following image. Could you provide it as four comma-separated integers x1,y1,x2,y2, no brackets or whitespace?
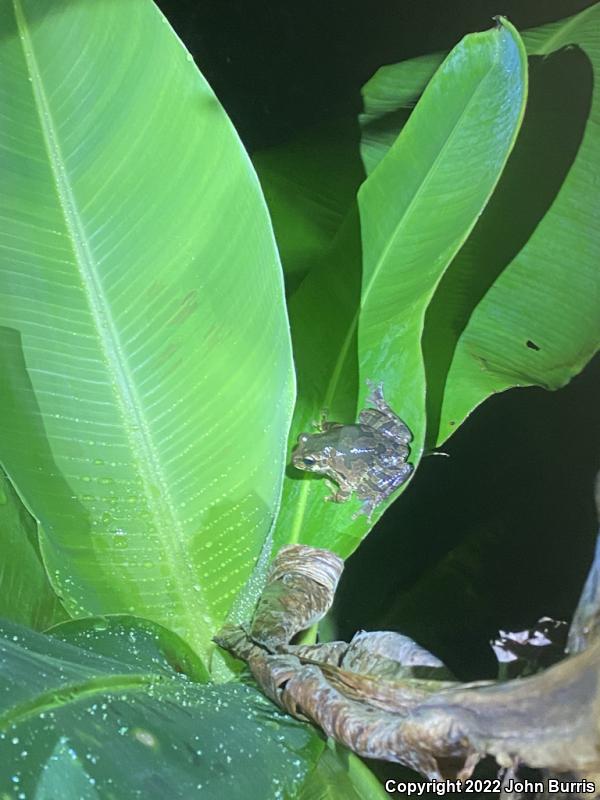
291,432,330,474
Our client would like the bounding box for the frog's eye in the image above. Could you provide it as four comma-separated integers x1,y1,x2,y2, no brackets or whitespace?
299,434,309,443
302,457,316,466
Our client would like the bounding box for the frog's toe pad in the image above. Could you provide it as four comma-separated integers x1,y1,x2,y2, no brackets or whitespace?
365,380,385,404
351,501,375,521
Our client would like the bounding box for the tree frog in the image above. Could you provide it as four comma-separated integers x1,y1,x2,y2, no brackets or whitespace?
291,381,413,519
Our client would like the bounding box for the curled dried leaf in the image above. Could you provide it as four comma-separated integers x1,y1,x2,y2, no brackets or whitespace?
342,630,453,680
213,623,257,661
316,661,454,714
425,640,600,776
250,544,344,650
268,654,476,779
568,535,600,655
247,651,307,713
215,543,600,784
282,640,349,666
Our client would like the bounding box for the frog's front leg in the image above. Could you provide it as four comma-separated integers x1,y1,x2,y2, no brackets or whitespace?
312,409,341,433
323,478,353,504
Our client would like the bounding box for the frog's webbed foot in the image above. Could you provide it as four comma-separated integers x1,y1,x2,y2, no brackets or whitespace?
365,379,385,408
352,497,377,522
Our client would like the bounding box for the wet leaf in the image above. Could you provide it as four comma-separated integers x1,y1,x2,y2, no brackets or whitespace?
47,615,211,684
0,467,66,630
0,617,323,798
0,0,294,667
274,18,527,557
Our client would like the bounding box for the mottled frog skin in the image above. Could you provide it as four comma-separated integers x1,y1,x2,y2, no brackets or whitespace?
291,381,413,519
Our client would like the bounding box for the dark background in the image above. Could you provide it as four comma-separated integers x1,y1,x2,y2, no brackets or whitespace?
155,0,596,150
157,0,600,687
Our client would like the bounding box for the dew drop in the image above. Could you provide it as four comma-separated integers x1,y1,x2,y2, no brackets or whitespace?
133,729,158,748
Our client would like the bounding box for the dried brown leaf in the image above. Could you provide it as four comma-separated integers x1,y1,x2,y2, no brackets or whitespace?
249,544,344,650
342,630,453,680
215,543,600,784
568,536,600,655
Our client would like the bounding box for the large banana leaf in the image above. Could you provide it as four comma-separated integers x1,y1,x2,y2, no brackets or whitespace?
0,467,66,630
253,118,365,296
359,53,443,176
0,617,323,797
274,20,527,557
427,5,600,444
0,0,294,667
348,5,600,445
257,6,600,460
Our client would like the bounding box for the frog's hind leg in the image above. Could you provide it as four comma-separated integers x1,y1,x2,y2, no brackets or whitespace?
361,381,412,444
388,462,413,492
365,380,400,420
352,463,413,521
375,462,414,511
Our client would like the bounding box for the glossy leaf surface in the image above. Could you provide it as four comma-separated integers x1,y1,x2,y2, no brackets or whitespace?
0,617,322,798
0,0,294,666
0,467,66,630
253,119,365,296
427,5,600,444
353,6,600,445
359,52,444,176
274,20,527,556
47,614,211,684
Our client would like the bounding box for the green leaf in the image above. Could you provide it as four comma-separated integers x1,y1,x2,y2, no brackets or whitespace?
47,614,211,684
252,56,445,294
299,742,391,800
359,52,444,176
349,6,600,446
0,617,323,798
427,5,600,444
275,19,528,556
0,466,67,630
0,0,294,666
252,57,446,295
33,738,102,800
253,118,365,295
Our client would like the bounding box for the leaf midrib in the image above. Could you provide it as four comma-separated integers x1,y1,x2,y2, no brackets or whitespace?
0,672,173,731
288,34,504,546
13,0,213,660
